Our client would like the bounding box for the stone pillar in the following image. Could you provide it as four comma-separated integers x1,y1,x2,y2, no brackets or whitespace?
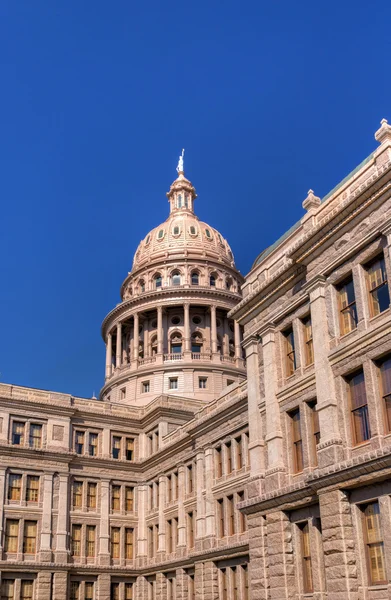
247,513,268,600
157,305,163,354
143,319,149,357
223,315,229,356
177,466,186,548
308,277,343,467
0,468,6,553
184,302,191,355
137,485,148,565
158,476,166,553
204,447,215,544
210,305,218,355
40,472,53,561
133,313,139,361
176,568,188,600
105,333,112,379
55,473,69,562
98,479,110,566
96,573,111,600
53,572,67,600
243,337,265,496
234,320,241,359
36,572,52,599
261,326,285,491
195,451,205,545
319,490,358,599
196,561,219,600
267,511,295,600
116,322,122,369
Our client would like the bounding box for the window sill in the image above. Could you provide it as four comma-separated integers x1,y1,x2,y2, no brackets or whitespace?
368,584,388,590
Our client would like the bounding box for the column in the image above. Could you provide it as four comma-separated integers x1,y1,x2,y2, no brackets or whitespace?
210,305,218,354
105,333,112,379
267,511,296,600
157,306,163,354
308,277,343,467
143,319,149,358
223,315,229,356
0,468,6,553
52,573,67,600
99,480,110,566
234,320,241,360
243,337,265,494
133,313,139,361
184,302,191,355
137,485,148,565
158,476,166,553
40,473,53,561
116,322,122,369
36,573,52,600
55,473,69,562
177,466,186,547
247,513,269,600
96,574,111,600
204,447,215,538
195,451,205,544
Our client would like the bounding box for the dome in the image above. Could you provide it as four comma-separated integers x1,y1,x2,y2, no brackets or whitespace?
131,171,236,272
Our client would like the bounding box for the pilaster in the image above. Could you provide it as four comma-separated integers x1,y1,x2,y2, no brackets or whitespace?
98,479,111,566
39,472,53,561
54,473,69,563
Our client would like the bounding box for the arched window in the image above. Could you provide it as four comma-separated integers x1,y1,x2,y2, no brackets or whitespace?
154,274,162,289
157,229,164,240
150,335,158,356
177,194,182,208
205,229,212,239
172,271,181,286
189,225,197,236
170,333,182,354
191,332,203,354
139,280,145,293
210,274,216,287
173,226,180,236
185,195,189,209
226,277,233,291
191,271,199,285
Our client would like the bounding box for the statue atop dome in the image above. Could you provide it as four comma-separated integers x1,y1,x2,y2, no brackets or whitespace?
176,148,185,174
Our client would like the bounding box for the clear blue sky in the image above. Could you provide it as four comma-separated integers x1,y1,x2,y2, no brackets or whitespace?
0,1,390,397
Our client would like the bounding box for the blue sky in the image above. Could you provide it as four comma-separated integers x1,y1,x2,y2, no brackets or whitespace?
0,1,390,397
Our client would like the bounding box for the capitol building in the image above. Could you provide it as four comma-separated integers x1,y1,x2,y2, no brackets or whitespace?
1,121,391,600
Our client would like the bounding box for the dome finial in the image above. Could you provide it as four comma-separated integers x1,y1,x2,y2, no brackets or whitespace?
176,149,185,174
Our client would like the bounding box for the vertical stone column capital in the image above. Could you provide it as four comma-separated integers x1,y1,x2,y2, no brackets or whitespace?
306,275,327,301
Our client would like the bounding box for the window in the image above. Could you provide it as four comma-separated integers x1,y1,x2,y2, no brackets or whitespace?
20,581,33,600
157,230,164,239
112,436,121,459
187,512,195,548
154,274,162,288
189,225,196,235
71,525,82,557
120,388,126,400
125,583,133,600
23,521,37,554
140,280,146,293
87,482,97,509
299,522,313,593
235,436,243,470
89,432,98,456
290,408,304,473
238,491,246,532
29,424,42,449
226,441,233,474
302,316,314,366
112,485,121,511
337,277,357,335
142,381,150,393
126,438,134,461
216,446,223,478
379,355,391,432
73,481,83,508
199,377,207,389
227,495,235,535
210,274,216,286
12,421,25,445
205,229,212,239
70,582,80,600
1,580,15,600
111,527,120,559
85,583,94,600
75,430,85,454
125,528,134,559
187,464,194,493
188,574,195,600
172,271,181,286
309,402,320,466
8,474,22,501
217,499,224,537
348,370,371,445
191,272,199,285
25,475,39,502
86,525,96,558
5,519,19,553
363,501,386,585
366,256,390,317
111,583,119,600
173,226,180,235
284,327,296,376
125,486,134,512
169,378,178,390
177,194,182,208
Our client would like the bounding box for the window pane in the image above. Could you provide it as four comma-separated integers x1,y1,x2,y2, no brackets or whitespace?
29,424,42,448
349,372,367,409
26,476,40,502
8,474,22,501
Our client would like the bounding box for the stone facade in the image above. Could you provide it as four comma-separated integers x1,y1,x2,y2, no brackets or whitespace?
2,121,391,599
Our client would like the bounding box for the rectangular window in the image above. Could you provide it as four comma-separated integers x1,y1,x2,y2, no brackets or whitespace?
26,475,39,503
366,256,390,317
85,583,94,600
220,569,228,600
71,524,82,557
73,481,83,509
169,378,178,390
20,581,33,600
363,501,386,585
232,567,238,600
378,355,391,432
235,436,243,470
112,436,121,459
227,495,235,536
199,377,207,389
125,583,133,600
302,315,314,365
5,519,19,553
8,474,22,501
112,485,121,511
87,482,97,509
217,498,224,538
188,574,195,600
111,583,119,600
309,402,320,466
126,438,134,461
111,527,120,559
216,446,223,478
125,528,134,559
12,421,25,446
348,370,371,445
284,327,296,376
125,486,134,512
23,520,37,554
142,381,150,393
29,423,42,449
120,387,126,399
290,408,304,473
300,522,313,593
187,465,193,494
86,525,96,558
337,277,357,335
70,581,80,600
238,491,246,532
188,512,195,548
1,580,15,600
89,432,98,456
226,441,232,474
75,430,85,454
